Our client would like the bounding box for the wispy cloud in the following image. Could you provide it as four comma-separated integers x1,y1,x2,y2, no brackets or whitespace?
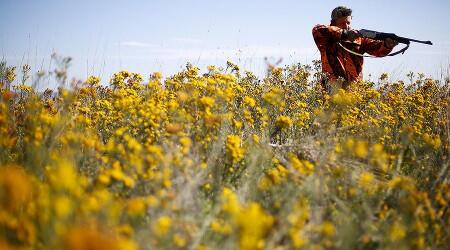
115,44,317,61
120,41,155,48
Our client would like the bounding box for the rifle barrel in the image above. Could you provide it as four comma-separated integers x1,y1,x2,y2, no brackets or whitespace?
394,35,432,45
407,38,433,45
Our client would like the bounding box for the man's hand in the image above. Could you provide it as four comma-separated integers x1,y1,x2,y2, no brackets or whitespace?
384,38,398,49
346,29,360,41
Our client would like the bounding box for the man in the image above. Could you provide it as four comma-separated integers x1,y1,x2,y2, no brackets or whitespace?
312,6,398,91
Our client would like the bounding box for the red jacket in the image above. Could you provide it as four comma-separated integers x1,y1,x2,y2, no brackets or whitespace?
312,24,393,86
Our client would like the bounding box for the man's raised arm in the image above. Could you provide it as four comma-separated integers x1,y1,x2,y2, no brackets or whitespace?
312,25,345,49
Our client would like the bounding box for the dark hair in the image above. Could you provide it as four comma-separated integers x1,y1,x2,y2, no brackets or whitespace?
331,6,352,23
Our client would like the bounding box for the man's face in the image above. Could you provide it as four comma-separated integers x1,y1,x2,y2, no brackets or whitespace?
335,16,352,30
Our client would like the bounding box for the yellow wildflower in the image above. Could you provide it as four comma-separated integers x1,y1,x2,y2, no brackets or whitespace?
354,140,368,158
173,234,186,247
358,171,376,194
127,198,146,217
0,166,33,212
289,154,314,176
210,219,232,235
276,115,293,129
226,135,245,162
243,96,256,107
54,196,72,219
153,216,172,237
199,96,215,107
319,221,336,237
389,220,407,241
86,75,101,86
48,160,79,193
63,225,121,250
235,202,274,250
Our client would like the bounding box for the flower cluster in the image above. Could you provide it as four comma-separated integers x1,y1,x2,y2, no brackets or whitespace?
0,60,449,249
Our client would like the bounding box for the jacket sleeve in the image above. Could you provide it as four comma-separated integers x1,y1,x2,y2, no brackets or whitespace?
312,24,344,50
361,38,393,57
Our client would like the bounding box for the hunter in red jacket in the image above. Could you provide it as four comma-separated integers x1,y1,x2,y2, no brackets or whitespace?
312,6,398,91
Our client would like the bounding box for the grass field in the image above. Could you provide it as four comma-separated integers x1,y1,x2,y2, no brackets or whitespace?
0,59,449,249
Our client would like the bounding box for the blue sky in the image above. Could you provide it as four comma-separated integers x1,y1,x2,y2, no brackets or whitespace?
1,0,449,87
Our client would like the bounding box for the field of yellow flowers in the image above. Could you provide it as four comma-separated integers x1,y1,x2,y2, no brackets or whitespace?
0,59,449,250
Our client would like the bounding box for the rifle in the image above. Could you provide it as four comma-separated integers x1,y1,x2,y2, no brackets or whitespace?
359,29,433,45
338,29,433,57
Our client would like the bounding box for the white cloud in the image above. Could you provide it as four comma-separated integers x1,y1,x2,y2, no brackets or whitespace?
115,44,317,61
120,41,155,48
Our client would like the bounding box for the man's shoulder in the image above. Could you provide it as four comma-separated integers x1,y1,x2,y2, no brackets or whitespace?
313,24,328,29
312,24,342,38
312,24,328,34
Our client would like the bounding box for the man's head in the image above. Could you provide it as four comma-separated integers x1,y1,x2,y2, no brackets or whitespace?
331,6,352,30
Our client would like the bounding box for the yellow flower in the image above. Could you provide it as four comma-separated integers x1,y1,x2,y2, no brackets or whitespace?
389,220,407,241
263,87,284,107
289,227,308,248
0,166,33,212
243,96,256,107
124,134,142,152
207,65,217,72
179,136,192,154
127,198,146,217
173,234,186,247
221,187,241,215
296,101,307,108
166,123,183,134
86,75,101,86
257,176,272,191
354,140,368,158
177,91,189,102
153,216,172,237
199,96,215,107
63,225,121,250
204,112,222,128
146,195,159,207
276,115,293,129
289,154,314,176
388,176,416,192
252,134,260,144
48,160,79,193
116,224,134,237
98,174,111,185
123,176,136,188
266,164,288,185
54,196,72,219
221,188,273,250
233,119,243,129
210,219,232,235
151,71,162,79
235,202,274,250
331,89,357,106
197,244,209,250
345,138,368,158
203,183,211,191
423,133,442,150
226,135,245,163
116,238,139,250
319,221,336,237
358,171,376,193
